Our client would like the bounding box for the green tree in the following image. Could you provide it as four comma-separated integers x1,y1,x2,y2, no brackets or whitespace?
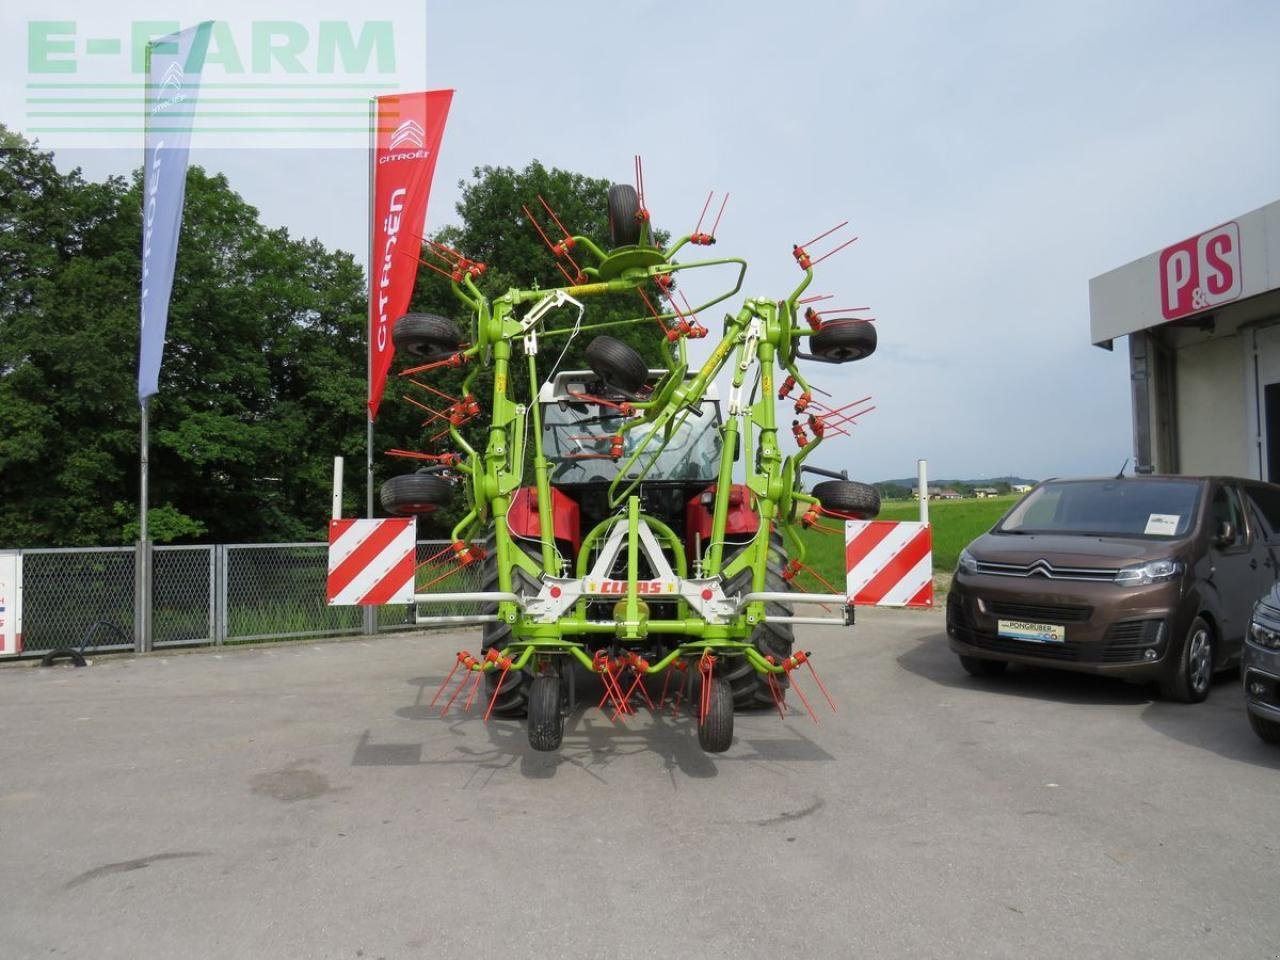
1,126,369,546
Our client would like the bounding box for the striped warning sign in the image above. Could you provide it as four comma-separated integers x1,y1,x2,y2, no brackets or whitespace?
327,518,416,606
845,520,933,608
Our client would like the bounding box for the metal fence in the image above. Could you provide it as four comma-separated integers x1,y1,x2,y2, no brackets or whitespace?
11,540,485,656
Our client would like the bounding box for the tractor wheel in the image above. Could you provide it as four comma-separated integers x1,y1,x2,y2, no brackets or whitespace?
585,335,648,394
721,533,795,710
607,184,641,247
479,528,543,717
380,473,454,515
697,674,735,753
527,674,564,751
813,480,881,520
392,313,462,361
809,320,877,363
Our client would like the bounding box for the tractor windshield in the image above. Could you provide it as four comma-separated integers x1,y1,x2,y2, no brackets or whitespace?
542,400,723,485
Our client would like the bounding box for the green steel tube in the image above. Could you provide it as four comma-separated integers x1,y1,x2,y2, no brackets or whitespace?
526,351,557,574
626,496,640,625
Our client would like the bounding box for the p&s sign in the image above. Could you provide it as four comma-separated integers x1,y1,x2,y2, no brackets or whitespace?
1159,222,1242,320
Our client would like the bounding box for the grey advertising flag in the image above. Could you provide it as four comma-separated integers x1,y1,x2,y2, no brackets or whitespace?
137,21,212,402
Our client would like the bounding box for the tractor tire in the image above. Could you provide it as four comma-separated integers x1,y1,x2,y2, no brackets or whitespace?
607,183,641,247
527,674,564,751
721,533,795,711
585,335,648,394
809,320,877,363
380,473,454,515
479,528,544,717
813,480,881,519
697,674,735,753
392,313,462,361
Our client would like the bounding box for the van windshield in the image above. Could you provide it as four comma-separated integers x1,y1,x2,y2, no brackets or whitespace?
998,479,1202,538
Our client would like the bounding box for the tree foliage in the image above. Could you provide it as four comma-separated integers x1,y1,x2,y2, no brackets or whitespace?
0,132,657,547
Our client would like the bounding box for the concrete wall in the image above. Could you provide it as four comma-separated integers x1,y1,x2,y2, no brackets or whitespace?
1174,332,1249,476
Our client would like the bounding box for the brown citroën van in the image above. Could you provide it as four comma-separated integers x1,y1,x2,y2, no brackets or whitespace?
947,476,1280,702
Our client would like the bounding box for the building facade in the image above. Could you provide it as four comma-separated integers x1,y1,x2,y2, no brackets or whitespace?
1090,199,1280,479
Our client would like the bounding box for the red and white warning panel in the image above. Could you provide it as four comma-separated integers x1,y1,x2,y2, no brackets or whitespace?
327,518,416,606
845,520,933,608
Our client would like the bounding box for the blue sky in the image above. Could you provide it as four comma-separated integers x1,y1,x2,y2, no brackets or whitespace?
48,0,1280,481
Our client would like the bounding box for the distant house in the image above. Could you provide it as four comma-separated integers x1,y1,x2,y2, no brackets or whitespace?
974,487,1000,498
910,486,943,499
1011,483,1033,493
936,488,962,500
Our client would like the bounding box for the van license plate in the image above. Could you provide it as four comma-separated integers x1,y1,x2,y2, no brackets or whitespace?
998,620,1065,644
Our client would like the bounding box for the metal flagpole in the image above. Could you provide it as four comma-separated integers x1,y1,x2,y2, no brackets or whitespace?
367,96,376,521
363,96,377,636
136,42,154,654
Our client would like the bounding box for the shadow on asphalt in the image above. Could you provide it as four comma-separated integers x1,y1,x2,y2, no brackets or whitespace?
896,633,1156,706
352,673,835,782
898,633,1280,770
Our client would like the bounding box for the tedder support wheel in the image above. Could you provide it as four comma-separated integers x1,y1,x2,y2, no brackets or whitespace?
585,335,648,394
698,674,734,753
392,313,462,360
809,320,877,363
813,480,881,520
722,532,794,710
527,674,564,751
607,183,641,247
380,473,454,515
480,527,542,717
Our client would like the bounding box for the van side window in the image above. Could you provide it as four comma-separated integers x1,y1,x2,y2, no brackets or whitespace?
1210,485,1247,548
1244,484,1280,541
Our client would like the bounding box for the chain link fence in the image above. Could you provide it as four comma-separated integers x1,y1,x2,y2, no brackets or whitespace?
8,540,486,656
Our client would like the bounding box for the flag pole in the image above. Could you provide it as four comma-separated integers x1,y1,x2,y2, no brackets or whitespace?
364,96,377,636
367,95,376,522
136,42,154,654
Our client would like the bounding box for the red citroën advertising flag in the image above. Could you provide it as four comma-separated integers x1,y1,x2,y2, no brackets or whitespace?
368,89,453,416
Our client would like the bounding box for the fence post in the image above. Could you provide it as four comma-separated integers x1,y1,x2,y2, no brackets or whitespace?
214,544,227,644
133,539,152,653
917,459,929,525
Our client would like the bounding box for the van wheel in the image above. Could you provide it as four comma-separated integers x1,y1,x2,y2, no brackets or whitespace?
1248,711,1280,744
958,655,1007,677
1159,616,1214,703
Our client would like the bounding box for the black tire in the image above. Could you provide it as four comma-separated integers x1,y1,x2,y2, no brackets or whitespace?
697,674,735,753
809,320,877,363
959,655,1008,678
721,532,794,710
392,313,462,361
380,473,453,515
813,480,881,519
607,183,641,247
1248,710,1280,745
1159,616,1214,703
585,335,648,394
480,529,543,717
527,674,564,751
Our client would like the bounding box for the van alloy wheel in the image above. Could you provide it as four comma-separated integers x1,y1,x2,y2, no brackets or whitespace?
1160,616,1214,703
1187,627,1212,697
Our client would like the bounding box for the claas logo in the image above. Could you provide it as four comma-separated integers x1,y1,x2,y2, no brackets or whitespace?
586,580,677,595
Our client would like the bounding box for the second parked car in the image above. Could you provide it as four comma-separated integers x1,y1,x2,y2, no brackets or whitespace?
947,476,1280,702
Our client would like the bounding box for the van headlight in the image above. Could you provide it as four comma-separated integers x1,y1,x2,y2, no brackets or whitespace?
1114,558,1181,586
957,548,979,576
1249,619,1280,649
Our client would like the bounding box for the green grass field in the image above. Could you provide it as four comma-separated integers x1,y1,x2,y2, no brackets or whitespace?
796,494,1020,596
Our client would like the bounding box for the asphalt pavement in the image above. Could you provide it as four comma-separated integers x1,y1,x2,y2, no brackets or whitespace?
1,608,1277,960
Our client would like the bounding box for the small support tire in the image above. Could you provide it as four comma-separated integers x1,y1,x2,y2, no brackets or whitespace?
698,674,734,753
527,674,564,752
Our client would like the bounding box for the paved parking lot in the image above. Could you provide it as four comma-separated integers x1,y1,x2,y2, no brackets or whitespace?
2,608,1278,960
